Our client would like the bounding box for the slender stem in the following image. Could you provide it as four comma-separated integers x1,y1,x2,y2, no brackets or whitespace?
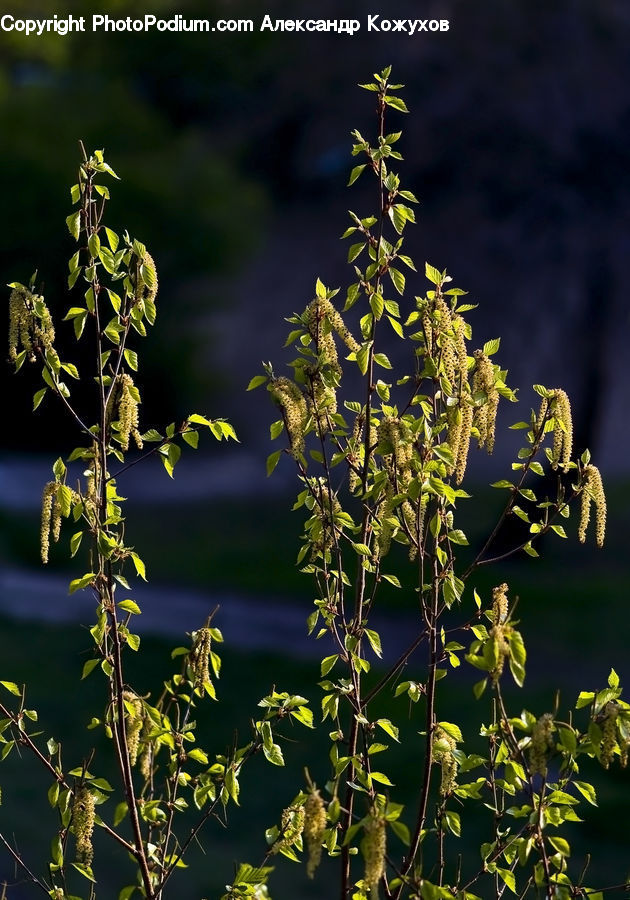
341,83,390,900
82,163,155,897
461,415,551,579
495,684,553,898
109,425,189,483
474,490,577,569
437,799,445,886
36,348,92,436
340,714,360,900
0,832,50,894
154,743,261,894
394,558,439,898
0,701,134,854
361,629,428,708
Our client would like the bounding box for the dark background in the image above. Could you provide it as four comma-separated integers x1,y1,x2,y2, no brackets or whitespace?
1,0,629,466
1,2,630,897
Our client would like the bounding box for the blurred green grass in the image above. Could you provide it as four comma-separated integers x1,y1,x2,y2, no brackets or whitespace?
0,479,629,894
0,616,628,898
3,477,629,600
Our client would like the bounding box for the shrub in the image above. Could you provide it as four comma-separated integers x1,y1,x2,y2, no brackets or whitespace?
4,68,627,900
248,67,626,900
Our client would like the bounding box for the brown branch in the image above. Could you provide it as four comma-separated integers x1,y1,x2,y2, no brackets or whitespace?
0,832,50,895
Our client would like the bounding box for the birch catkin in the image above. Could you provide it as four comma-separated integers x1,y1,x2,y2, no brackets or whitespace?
269,376,308,457
363,812,386,894
550,388,573,471
72,786,95,865
304,789,327,878
472,350,499,453
117,373,143,451
578,464,606,548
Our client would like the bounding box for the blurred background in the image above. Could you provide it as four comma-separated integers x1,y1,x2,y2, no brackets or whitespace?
1,0,629,896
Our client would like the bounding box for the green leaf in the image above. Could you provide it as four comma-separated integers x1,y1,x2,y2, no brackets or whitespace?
376,718,400,742
73,310,88,339
546,789,579,806
88,233,101,258
381,573,401,588
508,630,526,687
270,420,284,440
123,349,138,372
62,306,86,321
66,212,81,241
548,836,570,857
68,572,96,594
118,599,141,615
52,457,66,480
496,868,516,894
104,319,123,345
182,429,199,449
105,228,119,252
161,442,181,478
348,242,366,263
348,164,367,186
90,777,114,791
384,95,409,113
387,315,404,338
558,726,577,754
425,262,442,285
33,388,47,411
126,633,140,651
51,834,63,867
209,420,238,442
370,293,384,319
321,655,338,676
439,722,463,742
114,804,129,829
266,450,282,477
482,338,500,356
576,691,595,710
574,780,597,806
50,356,71,382
290,705,314,728
48,781,60,808
141,429,163,442
356,342,371,376
0,681,21,697
263,742,285,767
389,819,410,846
130,553,147,581
373,352,392,369
444,809,461,837
370,771,394,786
247,375,267,391
70,531,83,556
352,542,371,556
72,863,96,883
389,267,405,295
81,659,99,680
447,529,468,546
365,629,382,658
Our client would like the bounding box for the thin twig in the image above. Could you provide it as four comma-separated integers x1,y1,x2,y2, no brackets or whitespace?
0,833,50,895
